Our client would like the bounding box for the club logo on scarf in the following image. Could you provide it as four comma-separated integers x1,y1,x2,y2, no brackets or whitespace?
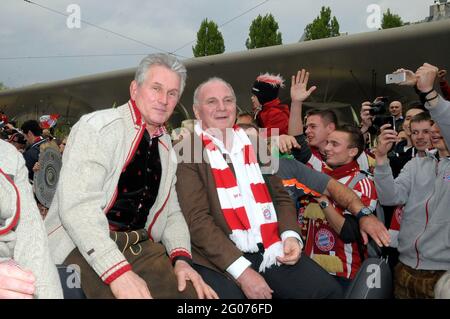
315,229,335,252
262,205,272,220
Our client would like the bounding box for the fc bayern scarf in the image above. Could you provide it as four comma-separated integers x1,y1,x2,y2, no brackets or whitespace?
194,124,283,272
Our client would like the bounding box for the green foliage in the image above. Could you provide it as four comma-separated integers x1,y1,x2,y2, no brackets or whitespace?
381,9,404,29
245,13,282,49
0,82,8,91
192,18,225,57
304,6,340,41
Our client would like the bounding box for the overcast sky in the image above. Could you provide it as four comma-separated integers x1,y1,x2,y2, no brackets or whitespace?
0,0,434,88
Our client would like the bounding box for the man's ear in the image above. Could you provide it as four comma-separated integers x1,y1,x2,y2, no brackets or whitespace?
193,105,200,120
130,80,138,100
326,122,336,134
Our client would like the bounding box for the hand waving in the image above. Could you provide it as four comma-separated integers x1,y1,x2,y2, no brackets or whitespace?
291,69,317,103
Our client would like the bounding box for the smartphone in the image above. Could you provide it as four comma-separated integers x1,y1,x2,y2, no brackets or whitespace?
381,116,396,131
386,72,406,84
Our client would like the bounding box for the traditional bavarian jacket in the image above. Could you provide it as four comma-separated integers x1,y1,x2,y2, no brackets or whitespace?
45,100,191,284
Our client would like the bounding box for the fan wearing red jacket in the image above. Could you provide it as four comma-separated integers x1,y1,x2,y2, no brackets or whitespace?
251,73,289,137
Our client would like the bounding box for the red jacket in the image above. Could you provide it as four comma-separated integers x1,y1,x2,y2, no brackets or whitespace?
256,98,289,137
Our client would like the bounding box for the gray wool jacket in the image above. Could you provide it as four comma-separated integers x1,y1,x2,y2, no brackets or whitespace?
374,95,450,270
45,101,191,284
0,140,63,298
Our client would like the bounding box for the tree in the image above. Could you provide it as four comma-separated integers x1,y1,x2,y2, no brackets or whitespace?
303,6,340,41
381,9,404,29
245,14,282,49
192,18,225,57
0,82,8,91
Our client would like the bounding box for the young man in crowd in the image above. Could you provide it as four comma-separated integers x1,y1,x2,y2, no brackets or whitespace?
298,125,378,289
285,70,372,173
374,63,450,298
20,120,46,181
388,104,426,177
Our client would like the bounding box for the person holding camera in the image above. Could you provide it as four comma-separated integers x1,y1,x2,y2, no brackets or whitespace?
373,63,450,298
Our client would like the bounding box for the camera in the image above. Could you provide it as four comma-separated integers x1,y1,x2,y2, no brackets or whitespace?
369,97,396,131
369,97,388,116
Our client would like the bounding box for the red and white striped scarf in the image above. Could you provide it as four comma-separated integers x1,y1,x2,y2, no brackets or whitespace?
195,124,283,272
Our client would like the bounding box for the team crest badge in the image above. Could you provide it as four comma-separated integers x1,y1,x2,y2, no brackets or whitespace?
263,206,272,220
315,229,335,252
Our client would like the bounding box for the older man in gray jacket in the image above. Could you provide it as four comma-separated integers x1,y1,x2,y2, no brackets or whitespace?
374,63,450,298
0,139,62,299
45,53,216,299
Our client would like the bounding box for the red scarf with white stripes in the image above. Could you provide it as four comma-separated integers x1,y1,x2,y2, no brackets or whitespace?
195,124,283,272
328,160,360,180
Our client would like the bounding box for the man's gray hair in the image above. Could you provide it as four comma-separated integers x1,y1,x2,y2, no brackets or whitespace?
193,77,236,107
134,53,187,94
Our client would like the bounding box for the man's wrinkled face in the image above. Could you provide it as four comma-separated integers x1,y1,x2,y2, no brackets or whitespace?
305,115,334,148
403,108,424,136
410,121,432,152
324,131,358,167
130,65,181,130
194,81,237,135
389,101,402,117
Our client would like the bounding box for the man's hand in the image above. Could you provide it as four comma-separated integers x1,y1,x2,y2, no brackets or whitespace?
236,267,273,299
416,63,439,93
0,261,35,299
174,260,218,299
360,102,373,129
359,215,390,247
394,68,417,87
32,162,41,172
110,270,152,299
374,124,399,161
276,237,302,265
438,69,447,81
278,135,301,154
290,69,317,103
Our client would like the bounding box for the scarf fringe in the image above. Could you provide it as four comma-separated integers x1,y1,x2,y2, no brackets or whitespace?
229,229,260,253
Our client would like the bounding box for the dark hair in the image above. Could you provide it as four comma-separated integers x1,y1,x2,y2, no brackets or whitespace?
21,120,42,136
306,109,338,126
9,132,26,144
410,111,432,126
334,124,365,159
406,101,426,112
